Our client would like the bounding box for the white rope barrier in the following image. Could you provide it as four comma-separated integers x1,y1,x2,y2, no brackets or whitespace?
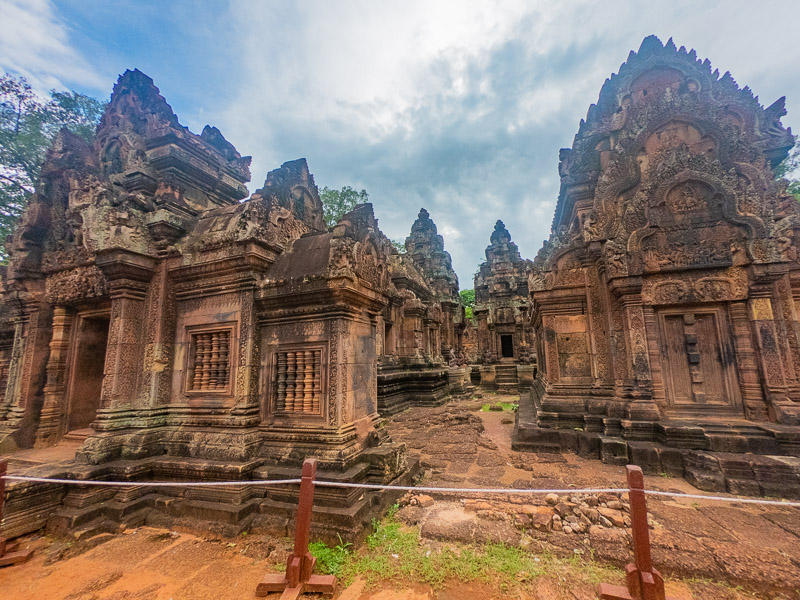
643,489,800,507
313,481,629,495
3,474,800,506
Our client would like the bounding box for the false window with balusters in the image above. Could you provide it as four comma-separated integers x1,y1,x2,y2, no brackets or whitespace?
272,347,323,415
187,327,233,393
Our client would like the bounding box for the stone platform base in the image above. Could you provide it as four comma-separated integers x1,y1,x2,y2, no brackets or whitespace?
447,366,474,397
513,389,800,499
2,449,420,545
377,362,449,415
472,364,535,395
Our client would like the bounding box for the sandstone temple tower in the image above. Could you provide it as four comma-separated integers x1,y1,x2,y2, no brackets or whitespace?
0,70,463,539
473,220,535,391
375,208,467,414
514,37,800,495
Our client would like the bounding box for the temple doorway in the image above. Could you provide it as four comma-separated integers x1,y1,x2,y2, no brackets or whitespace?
656,306,742,414
66,313,110,432
500,334,514,358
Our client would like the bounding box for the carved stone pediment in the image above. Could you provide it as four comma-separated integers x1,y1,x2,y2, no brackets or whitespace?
45,266,109,304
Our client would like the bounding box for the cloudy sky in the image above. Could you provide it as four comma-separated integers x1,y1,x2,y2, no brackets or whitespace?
2,0,799,286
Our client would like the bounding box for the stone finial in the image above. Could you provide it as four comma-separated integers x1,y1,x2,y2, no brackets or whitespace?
261,158,326,232
101,69,180,131
490,220,512,245
411,207,437,234
200,125,243,162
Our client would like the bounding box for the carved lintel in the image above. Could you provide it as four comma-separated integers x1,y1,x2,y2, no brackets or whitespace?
96,249,157,284
608,276,643,300
750,263,790,286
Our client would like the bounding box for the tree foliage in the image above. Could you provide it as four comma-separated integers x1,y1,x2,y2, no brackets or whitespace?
775,137,800,201
460,289,475,321
319,185,369,228
391,238,406,254
0,73,106,258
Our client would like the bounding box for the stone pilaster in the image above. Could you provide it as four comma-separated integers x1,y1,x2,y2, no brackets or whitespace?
611,278,658,420
93,250,156,432
749,286,800,424
36,307,74,446
729,301,769,420
0,299,52,452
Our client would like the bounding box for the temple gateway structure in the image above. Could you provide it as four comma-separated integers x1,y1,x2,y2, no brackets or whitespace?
514,37,800,496
0,70,463,540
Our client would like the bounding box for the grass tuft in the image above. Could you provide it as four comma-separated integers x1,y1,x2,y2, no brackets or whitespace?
480,402,518,412
308,509,624,591
309,535,352,577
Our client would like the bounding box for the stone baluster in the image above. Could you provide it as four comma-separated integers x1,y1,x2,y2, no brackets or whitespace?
304,350,313,413
295,351,305,412
209,332,220,389
313,350,321,413
286,352,296,411
198,334,210,390
219,332,229,387
192,335,202,390
276,352,287,411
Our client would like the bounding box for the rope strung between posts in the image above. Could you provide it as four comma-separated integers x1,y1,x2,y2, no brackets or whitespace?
643,489,800,506
314,481,629,494
2,474,800,506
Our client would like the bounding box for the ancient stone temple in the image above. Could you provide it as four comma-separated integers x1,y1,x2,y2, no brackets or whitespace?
0,69,456,540
376,208,467,414
515,37,800,497
473,220,535,392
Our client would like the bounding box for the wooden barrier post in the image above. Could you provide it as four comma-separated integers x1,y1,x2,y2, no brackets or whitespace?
256,458,336,599
0,458,33,567
597,465,676,600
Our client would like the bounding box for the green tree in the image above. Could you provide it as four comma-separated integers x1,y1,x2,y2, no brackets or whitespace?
391,238,406,254
319,185,369,228
460,289,475,321
0,73,106,259
775,137,800,200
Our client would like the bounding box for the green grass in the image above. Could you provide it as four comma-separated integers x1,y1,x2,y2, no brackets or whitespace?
309,506,623,591
309,535,352,576
480,402,518,412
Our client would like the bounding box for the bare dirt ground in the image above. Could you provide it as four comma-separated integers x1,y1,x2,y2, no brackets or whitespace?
385,393,800,598
1,393,799,599
0,527,760,600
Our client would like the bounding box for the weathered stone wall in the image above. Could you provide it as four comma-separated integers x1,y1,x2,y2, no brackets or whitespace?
515,36,800,496
0,70,436,542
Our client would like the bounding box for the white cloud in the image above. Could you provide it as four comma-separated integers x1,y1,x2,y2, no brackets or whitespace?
214,0,800,284
4,0,800,285
0,0,105,93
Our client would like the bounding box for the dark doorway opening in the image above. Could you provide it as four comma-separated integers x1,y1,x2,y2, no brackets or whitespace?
67,315,110,432
500,334,514,358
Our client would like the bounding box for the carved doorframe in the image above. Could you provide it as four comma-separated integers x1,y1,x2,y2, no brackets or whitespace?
655,304,743,416
63,306,111,433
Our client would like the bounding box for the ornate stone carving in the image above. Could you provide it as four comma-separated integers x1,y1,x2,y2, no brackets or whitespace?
517,35,800,471
45,266,109,304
